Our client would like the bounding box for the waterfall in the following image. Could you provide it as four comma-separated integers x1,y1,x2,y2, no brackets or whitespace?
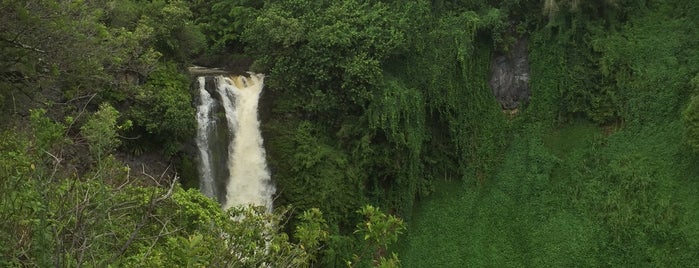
195,77,216,199
194,73,275,211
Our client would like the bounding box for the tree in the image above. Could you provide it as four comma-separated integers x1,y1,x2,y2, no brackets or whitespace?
0,0,112,112
104,0,206,62
243,0,407,117
350,205,406,268
191,0,263,53
81,103,128,163
294,208,330,263
129,63,196,156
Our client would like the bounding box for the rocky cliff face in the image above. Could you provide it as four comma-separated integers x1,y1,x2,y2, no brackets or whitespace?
489,38,531,110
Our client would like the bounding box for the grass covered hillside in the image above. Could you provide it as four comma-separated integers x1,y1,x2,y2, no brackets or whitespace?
400,121,699,266
399,0,699,266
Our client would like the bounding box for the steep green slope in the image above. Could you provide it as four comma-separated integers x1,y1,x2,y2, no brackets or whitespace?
400,121,699,266
398,122,596,267
399,0,699,266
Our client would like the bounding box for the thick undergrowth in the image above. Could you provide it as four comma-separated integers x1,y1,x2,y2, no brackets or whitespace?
399,0,699,265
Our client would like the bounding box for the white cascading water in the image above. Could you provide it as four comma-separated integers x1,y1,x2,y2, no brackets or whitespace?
195,77,216,199
195,73,275,211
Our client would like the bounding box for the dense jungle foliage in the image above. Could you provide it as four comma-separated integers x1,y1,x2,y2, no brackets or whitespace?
1,0,698,267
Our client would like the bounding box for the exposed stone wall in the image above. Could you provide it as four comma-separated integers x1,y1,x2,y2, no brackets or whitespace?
489,38,531,110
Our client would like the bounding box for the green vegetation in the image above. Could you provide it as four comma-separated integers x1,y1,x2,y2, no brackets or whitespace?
2,0,699,267
399,0,699,266
400,121,699,266
130,63,196,156
684,74,699,151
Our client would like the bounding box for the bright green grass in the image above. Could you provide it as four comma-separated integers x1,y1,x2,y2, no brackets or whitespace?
398,121,699,267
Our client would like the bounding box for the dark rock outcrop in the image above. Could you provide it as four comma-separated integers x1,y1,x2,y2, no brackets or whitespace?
489,38,531,110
